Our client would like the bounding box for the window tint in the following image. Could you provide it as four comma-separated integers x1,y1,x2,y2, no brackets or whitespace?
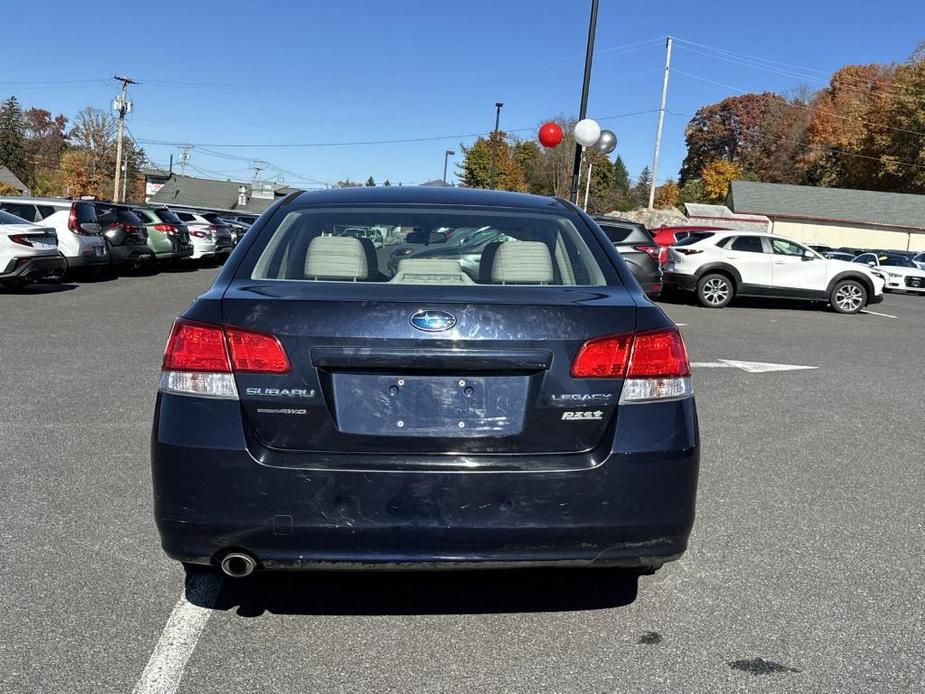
153,208,183,225
176,212,196,221
201,213,225,224
770,238,805,256
675,232,714,246
598,223,647,244
116,209,144,225
37,205,56,219
853,254,876,265
0,209,33,225
74,202,98,224
0,203,37,221
133,209,156,223
879,254,915,268
249,209,609,287
730,236,766,253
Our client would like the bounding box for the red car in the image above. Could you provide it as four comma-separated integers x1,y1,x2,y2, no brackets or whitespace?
650,225,728,265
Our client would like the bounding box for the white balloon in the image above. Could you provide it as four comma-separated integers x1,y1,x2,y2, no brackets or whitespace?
573,118,602,147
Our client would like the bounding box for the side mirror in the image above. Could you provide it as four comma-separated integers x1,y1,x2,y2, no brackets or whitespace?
802,250,814,261
867,261,876,267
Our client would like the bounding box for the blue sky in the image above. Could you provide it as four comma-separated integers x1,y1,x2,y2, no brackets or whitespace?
5,0,924,188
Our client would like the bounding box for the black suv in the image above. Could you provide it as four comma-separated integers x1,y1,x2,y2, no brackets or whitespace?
94,204,155,270
592,216,662,299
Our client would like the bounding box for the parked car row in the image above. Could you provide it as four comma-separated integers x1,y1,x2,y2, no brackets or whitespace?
0,195,252,289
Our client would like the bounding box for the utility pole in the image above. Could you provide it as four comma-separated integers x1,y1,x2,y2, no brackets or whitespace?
570,0,600,203
111,75,135,202
488,102,503,189
648,36,673,210
178,146,191,176
443,149,455,184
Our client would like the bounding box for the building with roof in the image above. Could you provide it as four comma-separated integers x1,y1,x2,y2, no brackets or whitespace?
0,165,30,195
144,170,301,213
727,180,925,251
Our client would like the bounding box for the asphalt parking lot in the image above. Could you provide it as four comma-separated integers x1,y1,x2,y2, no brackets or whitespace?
1,270,923,693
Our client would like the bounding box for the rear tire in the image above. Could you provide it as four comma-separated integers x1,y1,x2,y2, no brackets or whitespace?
830,279,866,314
696,273,733,308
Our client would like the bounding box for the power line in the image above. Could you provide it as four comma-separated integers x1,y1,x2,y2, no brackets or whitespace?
132,110,658,149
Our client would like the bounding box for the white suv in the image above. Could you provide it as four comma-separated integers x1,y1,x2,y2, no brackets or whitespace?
662,231,885,314
0,197,109,274
0,209,65,288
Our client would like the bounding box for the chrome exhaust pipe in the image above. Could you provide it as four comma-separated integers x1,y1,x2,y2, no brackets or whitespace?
220,552,256,578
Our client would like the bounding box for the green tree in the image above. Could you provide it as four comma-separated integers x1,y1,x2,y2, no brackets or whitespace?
365,176,376,187
383,179,391,186
0,96,27,180
678,179,707,205
631,166,652,207
457,130,526,191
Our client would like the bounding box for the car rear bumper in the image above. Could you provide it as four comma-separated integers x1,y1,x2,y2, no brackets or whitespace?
661,271,697,292
109,244,155,266
0,254,66,281
152,394,700,570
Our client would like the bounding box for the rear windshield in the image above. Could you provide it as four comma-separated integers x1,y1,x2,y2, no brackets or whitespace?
597,222,649,244
879,254,915,267
249,208,609,286
201,213,226,225
0,209,32,225
74,201,97,224
153,208,183,225
675,232,715,246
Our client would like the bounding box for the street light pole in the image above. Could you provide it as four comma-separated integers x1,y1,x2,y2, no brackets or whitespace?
443,149,455,184
112,75,135,202
570,0,599,203
488,102,503,189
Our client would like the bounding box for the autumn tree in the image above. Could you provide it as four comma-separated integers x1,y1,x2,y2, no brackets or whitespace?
23,108,68,194
701,160,741,202
654,179,680,209
457,131,526,191
0,96,27,180
870,45,925,192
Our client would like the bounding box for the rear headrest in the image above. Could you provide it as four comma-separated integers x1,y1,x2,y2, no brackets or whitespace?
304,235,368,280
491,241,554,284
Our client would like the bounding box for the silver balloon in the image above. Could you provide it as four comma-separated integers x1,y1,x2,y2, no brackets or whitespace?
595,129,617,154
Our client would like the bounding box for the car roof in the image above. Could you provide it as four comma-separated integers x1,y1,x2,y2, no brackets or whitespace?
0,195,75,207
289,186,569,211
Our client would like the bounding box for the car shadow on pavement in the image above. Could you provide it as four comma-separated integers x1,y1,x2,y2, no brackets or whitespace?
186,567,639,617
0,282,78,294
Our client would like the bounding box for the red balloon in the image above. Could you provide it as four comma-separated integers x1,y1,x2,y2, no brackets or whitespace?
538,122,563,148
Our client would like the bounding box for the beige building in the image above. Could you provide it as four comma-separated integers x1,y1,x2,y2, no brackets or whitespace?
726,181,925,252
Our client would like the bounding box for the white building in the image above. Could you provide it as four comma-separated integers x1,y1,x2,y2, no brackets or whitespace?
726,181,925,252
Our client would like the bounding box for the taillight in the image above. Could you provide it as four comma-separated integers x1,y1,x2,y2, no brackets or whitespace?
571,327,692,404
9,234,34,247
658,247,668,265
190,230,208,238
571,335,633,378
68,204,84,235
159,319,289,399
154,223,176,235
225,327,290,373
675,248,703,255
634,245,660,261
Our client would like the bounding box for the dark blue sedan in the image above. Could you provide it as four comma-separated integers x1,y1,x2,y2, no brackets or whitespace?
151,186,699,579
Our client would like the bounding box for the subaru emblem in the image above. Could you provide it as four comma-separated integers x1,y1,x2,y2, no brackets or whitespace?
409,309,456,332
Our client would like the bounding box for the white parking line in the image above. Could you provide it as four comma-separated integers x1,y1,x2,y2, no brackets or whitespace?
132,571,222,694
860,309,898,318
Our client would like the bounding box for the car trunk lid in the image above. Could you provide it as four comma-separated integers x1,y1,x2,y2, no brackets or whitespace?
221,284,637,455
